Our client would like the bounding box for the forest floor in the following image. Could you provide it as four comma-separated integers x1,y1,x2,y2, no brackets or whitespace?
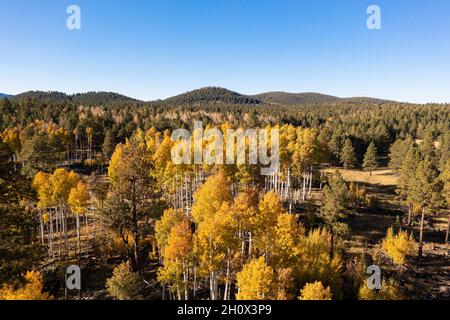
332,168,450,300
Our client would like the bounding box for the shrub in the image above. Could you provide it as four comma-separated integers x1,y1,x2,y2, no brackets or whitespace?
106,261,143,300
298,281,332,300
381,227,416,265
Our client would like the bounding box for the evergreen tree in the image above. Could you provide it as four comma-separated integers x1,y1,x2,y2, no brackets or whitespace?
318,171,349,260
409,156,440,259
363,142,378,176
440,160,450,243
340,139,357,169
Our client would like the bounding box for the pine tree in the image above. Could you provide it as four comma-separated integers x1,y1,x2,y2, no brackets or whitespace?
389,137,413,171
101,134,159,271
318,171,349,259
410,156,440,259
340,139,357,169
363,142,378,176
396,145,420,226
440,160,450,243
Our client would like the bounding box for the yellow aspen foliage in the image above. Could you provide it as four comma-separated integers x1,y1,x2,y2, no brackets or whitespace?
381,227,416,266
191,171,232,224
194,202,239,276
236,257,274,300
50,168,79,204
298,281,332,300
32,172,53,208
164,220,193,262
254,191,285,257
297,228,343,299
233,187,259,234
108,143,124,185
155,208,186,258
273,213,304,268
0,271,51,300
68,181,90,215
358,278,402,300
157,220,193,298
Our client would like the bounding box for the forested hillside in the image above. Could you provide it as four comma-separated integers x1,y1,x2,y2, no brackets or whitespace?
0,88,449,301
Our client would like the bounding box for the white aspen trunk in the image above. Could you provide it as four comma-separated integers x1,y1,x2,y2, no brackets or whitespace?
308,166,313,195
76,214,81,258
39,210,44,245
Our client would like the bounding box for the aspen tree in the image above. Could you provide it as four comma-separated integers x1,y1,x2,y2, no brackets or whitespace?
68,181,90,256
236,257,274,300
298,281,332,300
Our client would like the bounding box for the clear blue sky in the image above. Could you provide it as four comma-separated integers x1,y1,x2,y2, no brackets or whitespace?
1,0,450,103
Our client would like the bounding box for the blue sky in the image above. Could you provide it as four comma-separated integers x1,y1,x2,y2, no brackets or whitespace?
1,0,450,103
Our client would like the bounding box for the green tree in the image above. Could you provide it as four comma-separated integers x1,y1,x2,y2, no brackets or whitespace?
101,135,159,271
0,141,44,284
396,145,420,226
106,261,143,300
340,139,357,169
318,171,349,260
363,142,378,176
440,160,450,243
409,156,440,259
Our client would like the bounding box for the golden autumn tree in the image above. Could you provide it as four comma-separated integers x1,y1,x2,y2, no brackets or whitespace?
68,181,90,255
298,281,332,300
155,208,186,260
236,257,274,300
158,220,193,300
191,170,233,225
381,227,416,266
358,278,402,300
195,202,239,300
296,228,343,299
0,271,51,300
254,191,285,258
232,187,260,260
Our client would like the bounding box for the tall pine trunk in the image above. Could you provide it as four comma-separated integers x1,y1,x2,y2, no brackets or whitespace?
445,213,450,244
418,209,425,259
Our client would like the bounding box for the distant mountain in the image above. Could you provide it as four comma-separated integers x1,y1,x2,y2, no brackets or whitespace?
0,93,11,99
11,91,138,105
252,92,393,105
163,87,261,105
252,92,340,105
6,87,396,106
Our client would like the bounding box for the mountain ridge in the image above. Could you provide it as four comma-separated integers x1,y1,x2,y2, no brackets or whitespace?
3,87,401,106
